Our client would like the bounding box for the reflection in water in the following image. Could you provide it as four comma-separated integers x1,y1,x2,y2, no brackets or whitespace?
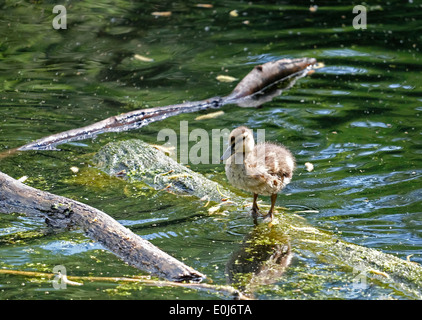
226,224,292,294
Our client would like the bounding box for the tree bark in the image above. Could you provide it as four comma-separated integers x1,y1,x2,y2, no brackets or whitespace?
225,58,316,101
0,171,206,282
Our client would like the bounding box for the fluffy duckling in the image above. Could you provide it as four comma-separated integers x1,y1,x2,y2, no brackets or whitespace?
221,126,295,223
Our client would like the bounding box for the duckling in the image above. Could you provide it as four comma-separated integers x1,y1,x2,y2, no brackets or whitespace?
221,126,295,224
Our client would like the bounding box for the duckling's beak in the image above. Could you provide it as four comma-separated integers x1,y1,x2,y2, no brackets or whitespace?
221,144,235,161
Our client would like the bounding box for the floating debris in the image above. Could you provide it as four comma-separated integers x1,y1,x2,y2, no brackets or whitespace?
17,176,28,183
195,110,225,120
151,11,172,17
134,54,154,62
151,144,176,156
313,62,325,69
216,75,238,83
196,4,213,8
229,10,239,17
70,166,79,173
208,204,221,215
369,269,390,278
293,210,320,214
200,195,211,208
305,162,314,172
309,5,318,12
406,254,419,264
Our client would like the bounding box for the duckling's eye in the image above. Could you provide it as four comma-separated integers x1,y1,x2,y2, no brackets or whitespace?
242,135,246,140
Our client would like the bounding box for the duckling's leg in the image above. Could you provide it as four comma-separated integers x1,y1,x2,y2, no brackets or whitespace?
263,194,277,223
251,193,260,224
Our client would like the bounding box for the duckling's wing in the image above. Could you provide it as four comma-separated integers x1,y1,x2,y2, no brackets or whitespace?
255,143,295,180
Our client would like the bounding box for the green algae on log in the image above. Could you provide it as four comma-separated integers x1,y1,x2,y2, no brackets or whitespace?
93,139,422,299
92,139,235,203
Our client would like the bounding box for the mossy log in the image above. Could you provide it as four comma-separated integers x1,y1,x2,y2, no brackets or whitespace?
94,139,422,298
0,171,206,282
92,139,235,202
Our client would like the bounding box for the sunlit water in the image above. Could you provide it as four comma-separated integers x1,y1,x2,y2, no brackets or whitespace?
0,0,421,299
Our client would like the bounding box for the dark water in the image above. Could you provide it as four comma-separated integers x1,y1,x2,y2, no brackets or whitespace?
0,0,421,299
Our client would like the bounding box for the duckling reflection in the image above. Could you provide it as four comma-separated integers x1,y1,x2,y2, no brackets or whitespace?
222,126,295,223
225,225,292,293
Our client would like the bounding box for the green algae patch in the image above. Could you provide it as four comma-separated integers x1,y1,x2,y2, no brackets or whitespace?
92,139,234,203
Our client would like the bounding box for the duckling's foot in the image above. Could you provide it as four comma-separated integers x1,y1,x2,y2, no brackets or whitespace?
262,212,274,223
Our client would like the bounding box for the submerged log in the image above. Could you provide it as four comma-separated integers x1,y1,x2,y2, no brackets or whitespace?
13,57,316,152
0,171,206,282
93,139,422,298
92,139,235,202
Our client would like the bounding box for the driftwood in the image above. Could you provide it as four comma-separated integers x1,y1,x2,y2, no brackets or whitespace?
0,171,205,282
225,58,316,101
13,58,316,152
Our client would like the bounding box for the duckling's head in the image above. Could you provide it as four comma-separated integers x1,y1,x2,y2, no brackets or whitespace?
221,126,255,161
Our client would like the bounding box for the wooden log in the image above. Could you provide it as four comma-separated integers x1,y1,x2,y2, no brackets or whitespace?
17,99,223,151
12,57,316,152
225,58,316,101
0,171,206,282
92,139,235,202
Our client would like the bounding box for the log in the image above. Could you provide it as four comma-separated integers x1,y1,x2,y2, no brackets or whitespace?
13,57,316,152
0,171,206,282
17,99,223,151
93,139,422,299
225,58,316,101
92,139,235,202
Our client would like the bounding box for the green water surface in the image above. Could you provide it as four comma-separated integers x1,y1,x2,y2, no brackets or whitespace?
0,0,421,299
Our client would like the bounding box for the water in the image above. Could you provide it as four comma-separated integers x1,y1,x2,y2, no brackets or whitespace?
0,0,421,299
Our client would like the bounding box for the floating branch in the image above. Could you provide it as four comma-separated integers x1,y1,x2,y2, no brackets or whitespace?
14,57,316,152
0,268,249,300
